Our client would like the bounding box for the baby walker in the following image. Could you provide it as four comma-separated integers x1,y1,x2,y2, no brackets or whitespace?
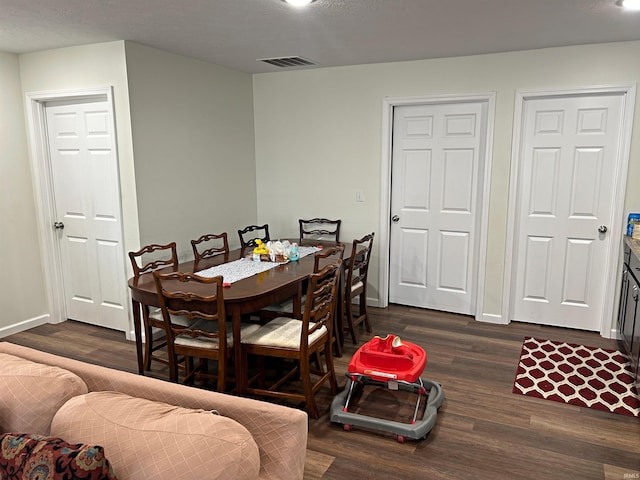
330,334,444,443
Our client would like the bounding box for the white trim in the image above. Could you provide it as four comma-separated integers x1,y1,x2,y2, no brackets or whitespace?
477,313,507,325
0,315,50,339
379,93,496,323
503,83,636,337
24,87,131,333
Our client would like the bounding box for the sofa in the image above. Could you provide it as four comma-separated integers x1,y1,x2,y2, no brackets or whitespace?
0,342,308,480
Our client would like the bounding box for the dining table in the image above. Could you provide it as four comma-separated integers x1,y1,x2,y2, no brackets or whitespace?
127,239,352,394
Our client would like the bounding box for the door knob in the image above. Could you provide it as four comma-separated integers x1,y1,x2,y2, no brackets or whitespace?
598,225,608,234
54,221,65,230
391,215,400,223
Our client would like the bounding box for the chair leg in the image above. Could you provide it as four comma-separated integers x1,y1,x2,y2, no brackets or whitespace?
169,351,180,383
142,313,154,372
184,356,195,385
360,291,371,333
217,357,227,393
323,343,339,395
345,299,358,344
300,355,319,419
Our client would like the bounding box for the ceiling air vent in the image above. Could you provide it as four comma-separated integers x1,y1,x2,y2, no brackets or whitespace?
258,56,316,68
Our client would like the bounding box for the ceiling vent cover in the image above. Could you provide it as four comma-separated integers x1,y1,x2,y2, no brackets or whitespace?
258,56,316,68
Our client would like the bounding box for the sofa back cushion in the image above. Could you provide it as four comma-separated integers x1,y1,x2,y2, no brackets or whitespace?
0,353,89,435
51,391,260,480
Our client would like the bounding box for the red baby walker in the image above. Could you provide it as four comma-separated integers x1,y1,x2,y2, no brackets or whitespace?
330,334,444,443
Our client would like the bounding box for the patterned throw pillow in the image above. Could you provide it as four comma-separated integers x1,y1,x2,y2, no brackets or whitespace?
0,433,117,480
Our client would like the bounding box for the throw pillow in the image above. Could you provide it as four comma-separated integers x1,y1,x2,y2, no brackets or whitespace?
51,391,260,480
0,432,117,479
0,353,89,435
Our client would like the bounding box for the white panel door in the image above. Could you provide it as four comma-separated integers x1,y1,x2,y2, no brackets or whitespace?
46,98,128,331
389,102,483,314
513,93,623,331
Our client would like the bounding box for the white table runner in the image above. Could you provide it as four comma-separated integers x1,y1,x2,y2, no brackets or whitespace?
196,246,319,284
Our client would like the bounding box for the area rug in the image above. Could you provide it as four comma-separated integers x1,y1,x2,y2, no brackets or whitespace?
512,337,639,417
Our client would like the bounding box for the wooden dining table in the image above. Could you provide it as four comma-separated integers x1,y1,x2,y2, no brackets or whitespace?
127,239,352,394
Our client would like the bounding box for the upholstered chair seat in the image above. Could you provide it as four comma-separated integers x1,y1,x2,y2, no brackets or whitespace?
174,322,260,349
242,317,327,349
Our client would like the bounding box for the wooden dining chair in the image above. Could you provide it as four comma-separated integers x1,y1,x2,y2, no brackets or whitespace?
299,218,341,242
240,260,342,418
153,271,259,391
344,232,375,344
260,245,345,321
238,224,270,249
191,232,229,271
128,242,192,374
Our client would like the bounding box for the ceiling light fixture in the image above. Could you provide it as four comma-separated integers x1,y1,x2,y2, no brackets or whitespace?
616,0,640,10
282,0,316,7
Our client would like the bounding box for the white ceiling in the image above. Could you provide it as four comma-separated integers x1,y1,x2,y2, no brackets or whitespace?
2,0,640,74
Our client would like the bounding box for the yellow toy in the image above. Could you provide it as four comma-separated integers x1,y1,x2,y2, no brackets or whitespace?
253,239,269,255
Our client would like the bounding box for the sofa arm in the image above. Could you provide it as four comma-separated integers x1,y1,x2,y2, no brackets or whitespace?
0,342,308,480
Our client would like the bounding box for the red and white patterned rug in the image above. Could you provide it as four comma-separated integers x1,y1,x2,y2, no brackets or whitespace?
512,337,639,417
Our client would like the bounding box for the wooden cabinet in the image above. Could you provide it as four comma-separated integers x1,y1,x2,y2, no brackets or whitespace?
617,239,640,384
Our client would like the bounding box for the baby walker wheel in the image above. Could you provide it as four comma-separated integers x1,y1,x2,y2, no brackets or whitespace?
343,424,352,432
396,435,405,443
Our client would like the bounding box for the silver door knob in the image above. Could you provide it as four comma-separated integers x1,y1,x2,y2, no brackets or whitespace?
598,225,607,233
54,221,65,230
391,215,400,223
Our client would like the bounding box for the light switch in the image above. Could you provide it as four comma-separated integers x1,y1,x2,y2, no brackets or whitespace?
355,190,365,202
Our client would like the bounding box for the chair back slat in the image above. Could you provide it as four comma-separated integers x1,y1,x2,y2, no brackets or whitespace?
346,233,374,290
313,244,345,272
128,242,178,280
299,218,341,242
238,224,270,249
302,261,341,346
153,272,226,343
191,232,229,270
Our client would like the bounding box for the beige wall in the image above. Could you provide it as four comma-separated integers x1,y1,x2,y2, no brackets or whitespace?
124,42,257,259
253,41,640,321
0,52,47,333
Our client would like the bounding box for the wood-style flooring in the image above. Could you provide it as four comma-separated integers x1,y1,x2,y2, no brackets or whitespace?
4,305,640,480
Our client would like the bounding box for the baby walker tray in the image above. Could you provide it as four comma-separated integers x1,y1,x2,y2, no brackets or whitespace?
330,334,444,443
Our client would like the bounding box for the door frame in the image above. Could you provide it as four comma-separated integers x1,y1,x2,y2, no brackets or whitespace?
378,93,496,322
24,86,129,328
503,84,636,337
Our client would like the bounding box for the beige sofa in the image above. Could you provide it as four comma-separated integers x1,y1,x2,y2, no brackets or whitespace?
0,342,308,480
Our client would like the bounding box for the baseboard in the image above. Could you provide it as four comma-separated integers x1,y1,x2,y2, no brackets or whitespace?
366,296,381,308
0,314,50,339
477,312,508,325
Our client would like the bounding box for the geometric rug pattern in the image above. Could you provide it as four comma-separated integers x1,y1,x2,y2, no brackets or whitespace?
512,337,639,417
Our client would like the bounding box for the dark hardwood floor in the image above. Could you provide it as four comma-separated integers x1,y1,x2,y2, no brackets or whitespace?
4,305,640,479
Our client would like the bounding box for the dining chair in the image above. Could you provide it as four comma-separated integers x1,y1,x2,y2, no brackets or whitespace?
191,232,229,271
260,245,345,321
153,271,260,391
344,232,375,344
241,260,342,419
299,218,341,243
128,242,194,374
238,224,270,249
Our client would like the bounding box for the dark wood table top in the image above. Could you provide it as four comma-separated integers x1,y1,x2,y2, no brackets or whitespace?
128,239,351,307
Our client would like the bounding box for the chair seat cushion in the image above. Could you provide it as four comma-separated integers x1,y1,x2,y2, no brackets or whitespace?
50,391,260,480
241,317,327,349
148,308,194,327
174,322,260,349
0,353,88,435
